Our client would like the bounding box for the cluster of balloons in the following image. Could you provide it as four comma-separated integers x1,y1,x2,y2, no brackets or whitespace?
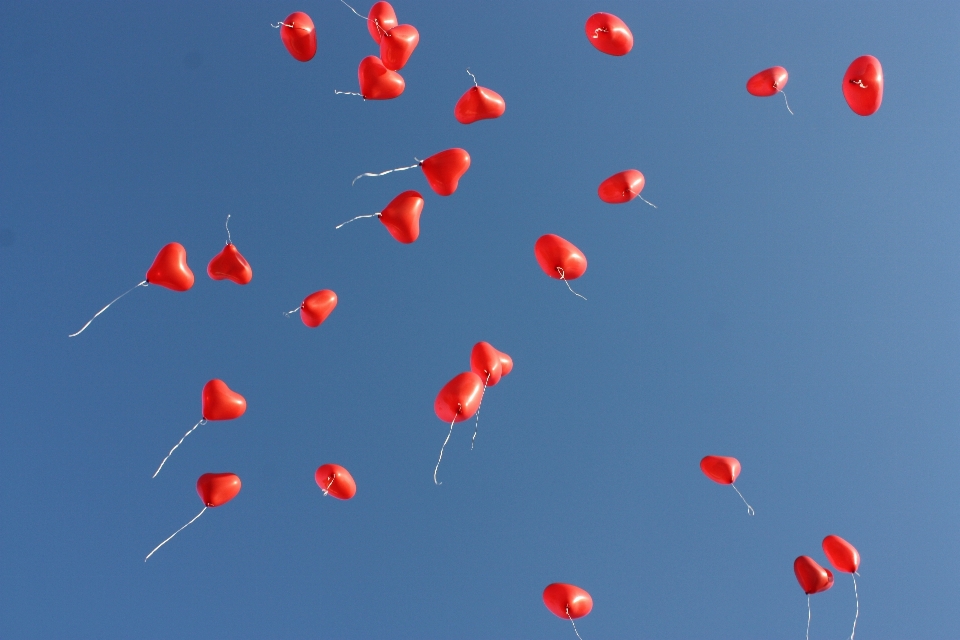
795,535,862,639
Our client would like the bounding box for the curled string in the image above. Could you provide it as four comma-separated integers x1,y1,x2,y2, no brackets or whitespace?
470,373,489,450
152,419,207,478
334,90,364,98
850,79,867,89
806,595,811,640
321,475,335,496
352,161,421,186
69,280,148,337
592,27,608,39
270,22,295,29
850,573,859,640
466,68,478,87
434,409,459,485
339,0,368,20
283,305,302,317
731,483,755,516
567,606,585,640
224,214,232,244
626,189,657,208
780,91,794,115
144,507,206,561
557,267,587,301
335,212,381,229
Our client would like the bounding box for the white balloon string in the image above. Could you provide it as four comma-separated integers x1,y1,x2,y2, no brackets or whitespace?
69,280,148,337
567,606,585,640
152,419,207,478
731,483,755,515
434,410,459,485
224,214,232,244
335,213,381,229
466,68,478,87
270,22,295,29
780,90,795,115
321,475,335,496
283,306,302,317
850,574,859,640
626,189,658,208
557,268,587,301
470,374,489,450
591,27,607,39
850,79,867,89
352,162,421,186
806,595,811,640
144,507,206,561
334,90,364,98
339,0,368,20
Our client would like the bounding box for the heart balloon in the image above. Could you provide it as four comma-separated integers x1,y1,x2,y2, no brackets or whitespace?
470,342,503,386
534,234,587,280
843,55,883,116
280,12,317,62
543,583,593,619
498,351,514,377
822,535,860,574
358,56,405,100
379,24,419,71
794,556,834,595
207,244,252,285
146,243,195,291
455,86,506,124
746,66,789,97
420,148,471,196
300,290,338,327
585,13,633,56
367,1,398,42
434,372,484,423
196,472,242,507
201,379,247,421
315,464,357,500
598,169,646,204
699,455,741,485
379,190,424,243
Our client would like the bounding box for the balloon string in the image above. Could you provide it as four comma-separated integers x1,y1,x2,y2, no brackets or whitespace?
850,573,859,640
339,0,368,20
466,68,478,87
592,27,608,39
626,189,658,208
270,22,296,29
557,268,587,301
434,410,459,485
321,475,335,497
69,280,148,337
850,79,867,89
731,483,755,515
283,305,302,317
335,213,381,229
352,162,421,186
780,90,794,115
152,419,207,478
470,374,489,450
334,90,364,98
224,214,232,245
145,507,206,561
806,595,811,640
567,606,585,640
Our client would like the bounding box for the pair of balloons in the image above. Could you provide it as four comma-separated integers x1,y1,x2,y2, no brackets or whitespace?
535,234,588,298
747,56,883,116
795,536,861,639
700,455,755,515
315,464,357,500
543,583,592,638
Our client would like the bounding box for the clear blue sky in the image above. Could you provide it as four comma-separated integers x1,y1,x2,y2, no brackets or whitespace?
1,1,958,637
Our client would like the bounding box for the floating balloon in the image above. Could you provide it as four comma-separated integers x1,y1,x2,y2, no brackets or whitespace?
366,1,398,42
699,455,754,515
597,170,656,207
433,371,484,484
543,583,592,638
379,24,419,70
351,149,471,197
145,473,241,561
585,13,633,56
455,69,505,124
351,56,405,100
822,535,861,639
275,12,317,62
153,379,247,478
315,464,357,500
336,190,424,244
286,290,338,327
468,342,512,449
207,215,252,285
746,66,793,114
795,555,834,639
534,234,588,300
843,55,883,116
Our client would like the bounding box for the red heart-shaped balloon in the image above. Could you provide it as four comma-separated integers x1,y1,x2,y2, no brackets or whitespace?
746,66,789,97
367,1,398,43
201,379,247,421
280,12,317,62
196,472,241,507
822,535,860,574
379,24,419,71
454,86,506,124
358,56,405,100
794,556,834,595
843,55,883,116
146,242,195,291
534,234,587,280
498,351,513,377
471,342,503,386
314,464,357,500
379,190,423,243
420,148,471,196
585,13,633,56
300,290,338,327
434,372,484,423
543,583,593,620
700,455,741,485
598,170,646,204
207,244,252,285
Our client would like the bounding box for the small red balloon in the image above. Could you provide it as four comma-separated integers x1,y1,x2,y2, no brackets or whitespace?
822,535,860,574
585,13,633,56
146,243,194,291
843,55,883,116
534,234,587,280
207,244,252,285
378,190,424,243
196,472,241,507
434,372,484,423
201,379,247,421
358,56,405,100
455,86,506,124
280,12,317,62
543,583,593,619
367,1,398,42
598,169,646,204
699,455,741,485
420,148,471,196
315,464,357,500
300,290,338,327
379,24,419,71
498,351,514,377
470,342,503,386
746,66,788,97
794,556,834,595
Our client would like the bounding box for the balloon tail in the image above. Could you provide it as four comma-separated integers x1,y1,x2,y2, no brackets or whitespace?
69,280,148,337
335,213,381,229
283,306,301,317
351,162,421,186
557,268,587,301
224,214,232,244
567,606,585,640
339,0,368,20
806,595,811,640
270,22,295,29
434,412,458,485
850,573,859,640
334,90,364,98
470,375,489,450
466,68,478,87
626,189,657,208
321,475,335,497
731,483,755,515
850,79,867,89
591,27,608,39
152,419,207,478
144,507,206,561
780,90,794,115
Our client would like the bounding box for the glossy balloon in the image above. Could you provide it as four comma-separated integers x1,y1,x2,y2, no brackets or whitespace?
746,66,788,97
498,351,514,376
300,290,338,327
146,243,195,291
315,464,357,500
420,148,471,196
434,372,484,423
454,86,506,124
280,12,317,62
201,379,247,421
379,190,424,243
196,473,241,507
822,535,860,574
584,13,633,56
699,455,741,485
843,55,883,116
379,24,419,71
543,583,593,619
534,234,587,280
358,56,405,100
794,556,834,595
597,169,646,204
470,342,503,386
207,244,252,285
366,1,398,42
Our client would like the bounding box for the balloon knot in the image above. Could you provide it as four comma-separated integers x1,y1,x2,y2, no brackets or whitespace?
850,79,867,88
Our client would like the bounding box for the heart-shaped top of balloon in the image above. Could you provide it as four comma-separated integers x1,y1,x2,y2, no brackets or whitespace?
315,464,357,500
434,372,484,423
201,379,247,421
378,190,424,244
543,583,593,620
455,86,506,124
358,56,405,100
367,1,398,42
498,351,514,376
207,243,253,285
534,234,587,280
700,455,741,485
822,535,860,574
746,66,789,97
420,148,471,196
147,243,195,291
300,290,338,327
794,556,834,595
585,13,633,56
196,472,242,507
379,24,419,71
843,55,883,116
280,12,317,62
470,342,503,386
598,170,646,204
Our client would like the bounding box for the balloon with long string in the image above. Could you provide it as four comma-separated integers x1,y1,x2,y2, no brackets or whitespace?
336,56,405,100
145,473,241,561
284,289,338,327
822,535,861,640
314,464,357,500
597,170,657,208
336,190,424,244
455,68,506,124
68,242,194,337
337,0,398,43
207,215,252,285
699,455,755,515
351,148,471,196
746,66,794,114
794,556,833,640
272,12,316,62
433,372,484,484
534,234,588,300
468,342,513,449
543,583,593,640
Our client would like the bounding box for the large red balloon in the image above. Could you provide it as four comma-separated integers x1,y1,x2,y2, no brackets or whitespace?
207,243,252,285
498,351,514,376
746,66,788,97
367,1,398,42
434,372,484,423
315,464,357,500
455,86,506,124
358,56,405,100
843,55,883,116
201,379,247,421
420,149,470,196
794,556,834,595
196,473,241,507
300,290,338,327
379,24,419,71
280,12,317,62
597,170,646,204
534,234,587,280
379,190,424,243
584,13,633,56
470,342,503,386
543,583,593,619
146,243,195,291
699,455,741,485
822,535,860,574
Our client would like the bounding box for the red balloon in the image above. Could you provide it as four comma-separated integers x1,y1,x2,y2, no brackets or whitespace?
534,234,587,280
420,148,470,196
315,464,357,500
280,12,317,62
584,13,633,56
822,535,860,574
746,66,788,97
358,56,405,100
196,472,241,507
146,243,195,291
379,24,419,71
367,1,398,42
470,342,503,386
379,190,424,243
794,556,834,595
843,55,883,116
300,290,338,327
201,379,247,421
597,169,646,204
498,351,514,377
207,243,252,285
543,583,593,619
455,86,506,124
434,372,484,423
699,455,741,485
